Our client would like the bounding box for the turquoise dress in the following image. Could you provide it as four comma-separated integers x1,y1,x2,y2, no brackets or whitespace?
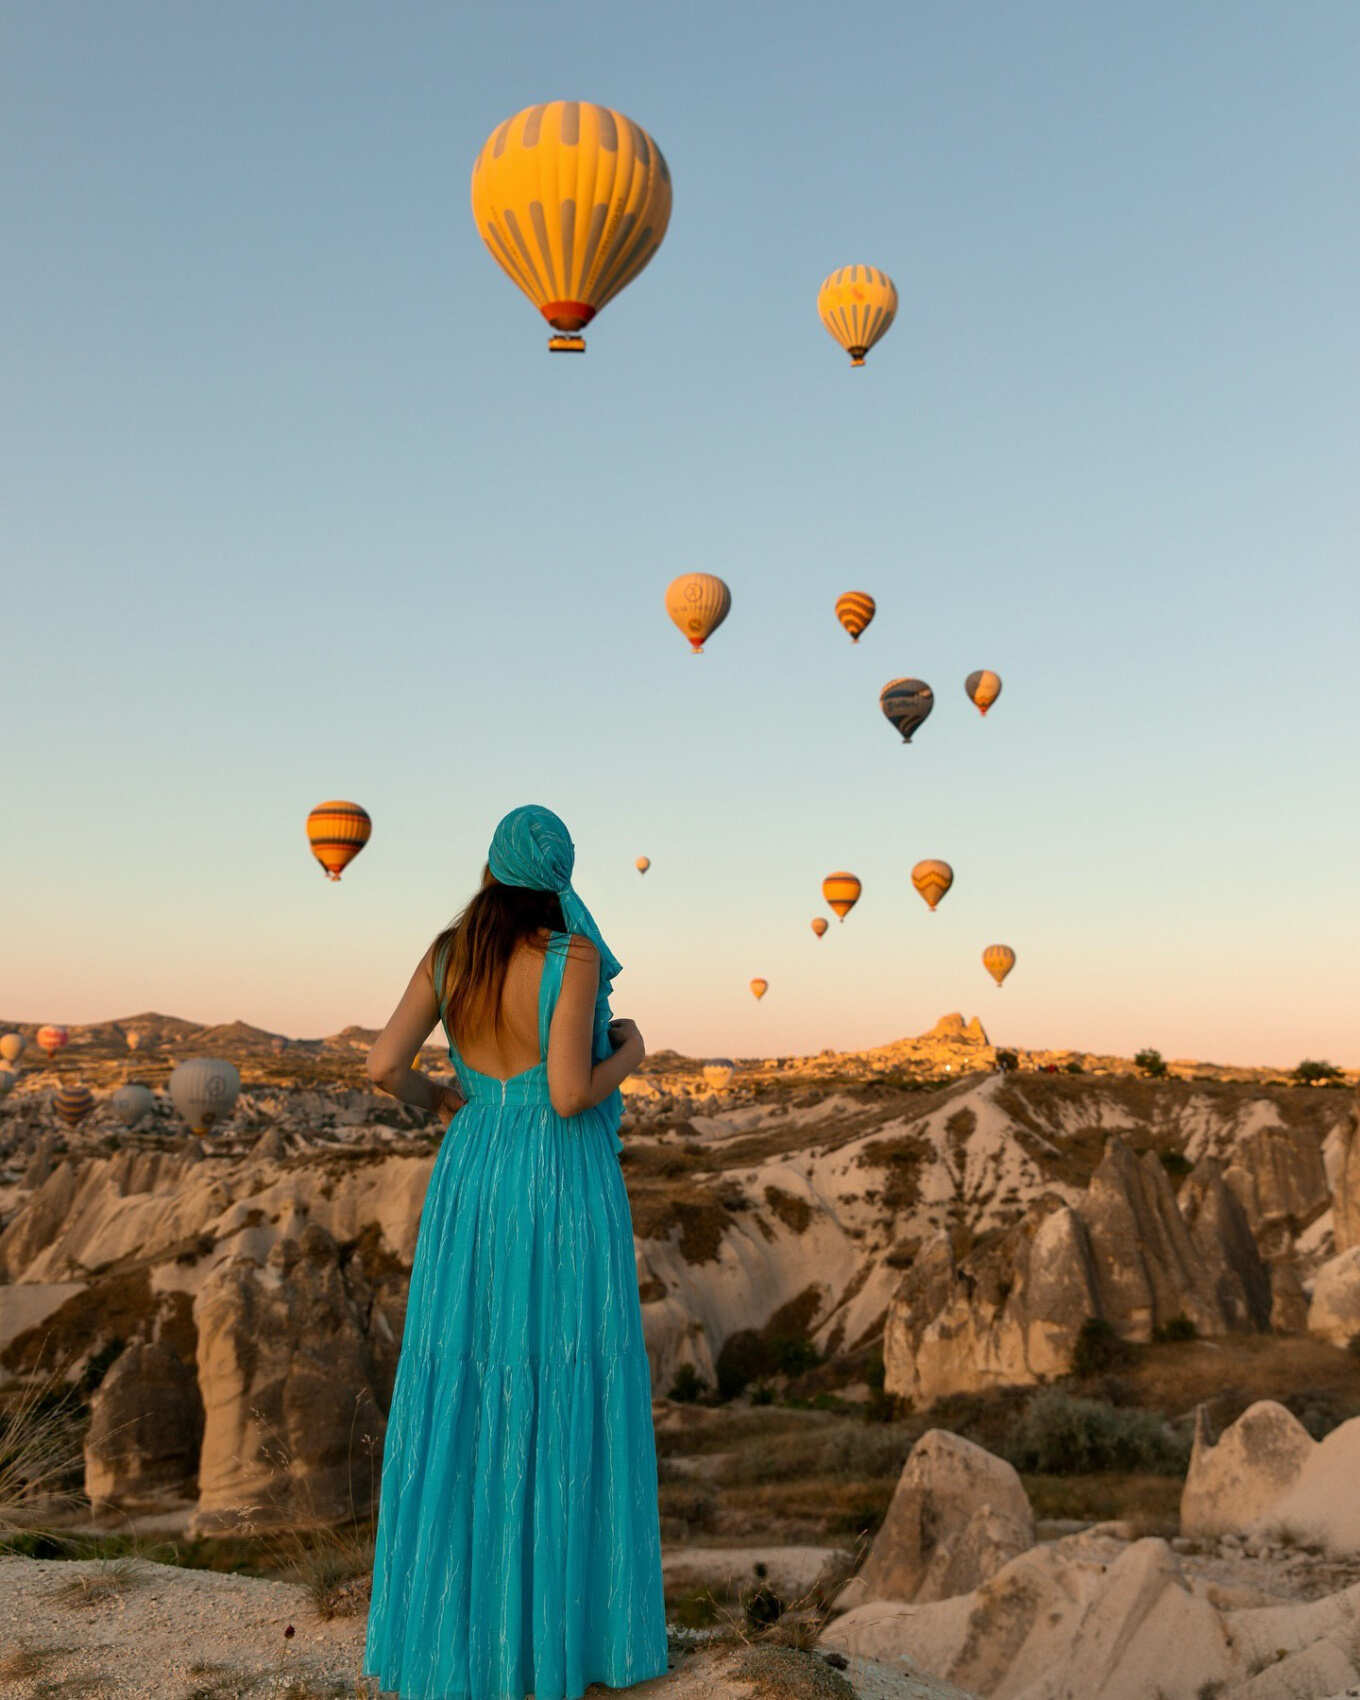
365,932,668,1700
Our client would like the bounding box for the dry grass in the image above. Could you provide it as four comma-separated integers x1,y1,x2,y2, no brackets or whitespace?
0,1646,77,1682
49,1555,151,1608
0,1364,87,1535
272,1523,374,1620
1023,1472,1184,1531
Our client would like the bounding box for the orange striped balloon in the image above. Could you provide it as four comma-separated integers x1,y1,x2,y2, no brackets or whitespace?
810,917,829,938
54,1082,93,1127
306,801,372,882
911,860,954,912
822,871,862,920
835,591,876,643
749,978,769,1001
965,669,1003,716
36,1025,69,1060
983,944,1016,987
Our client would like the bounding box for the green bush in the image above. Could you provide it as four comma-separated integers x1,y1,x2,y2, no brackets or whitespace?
1293,1059,1344,1084
1154,1313,1198,1343
995,1049,1019,1073
1007,1389,1189,1475
668,1364,707,1403
1064,1061,1084,1075
1134,1049,1167,1078
1071,1317,1135,1377
749,1381,775,1405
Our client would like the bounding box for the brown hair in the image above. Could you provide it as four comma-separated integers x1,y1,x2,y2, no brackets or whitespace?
431,866,565,1047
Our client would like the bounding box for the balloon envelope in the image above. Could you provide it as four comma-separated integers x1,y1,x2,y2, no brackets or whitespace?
983,944,1017,987
749,978,768,1001
835,591,875,642
810,917,829,938
471,102,672,352
635,856,651,874
822,871,862,920
702,1059,734,1090
169,1058,241,1134
879,678,934,744
911,860,954,911
0,1069,17,1098
110,1084,155,1128
965,670,1003,716
124,1030,142,1051
36,1025,69,1059
53,1083,93,1127
307,801,371,881
665,573,731,654
817,266,898,366
0,1033,25,1065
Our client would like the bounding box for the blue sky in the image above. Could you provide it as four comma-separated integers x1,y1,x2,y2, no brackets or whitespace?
4,1,1358,1067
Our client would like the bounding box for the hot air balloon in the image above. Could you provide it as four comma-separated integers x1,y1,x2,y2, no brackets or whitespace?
665,573,731,654
635,856,651,875
822,872,862,921
471,102,672,354
0,1069,18,1098
965,670,1003,716
168,1058,241,1135
835,591,876,643
879,678,934,744
911,860,954,912
306,801,371,882
983,944,1016,988
817,266,898,367
124,1029,143,1052
702,1059,734,1090
749,978,769,1001
0,1033,25,1065
110,1084,155,1128
810,917,829,938
36,1025,69,1061
53,1083,93,1128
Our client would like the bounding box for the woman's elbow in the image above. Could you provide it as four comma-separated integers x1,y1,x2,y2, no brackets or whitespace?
550,1086,590,1118
366,1051,398,1089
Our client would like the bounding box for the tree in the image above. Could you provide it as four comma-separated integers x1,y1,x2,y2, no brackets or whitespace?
1134,1048,1167,1078
995,1048,1019,1074
1293,1059,1344,1086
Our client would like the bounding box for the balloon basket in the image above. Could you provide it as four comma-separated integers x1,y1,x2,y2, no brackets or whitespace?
548,335,586,353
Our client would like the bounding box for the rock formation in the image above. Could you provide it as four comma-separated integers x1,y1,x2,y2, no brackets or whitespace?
1179,1400,1315,1540
85,1337,204,1509
1306,1246,1360,1349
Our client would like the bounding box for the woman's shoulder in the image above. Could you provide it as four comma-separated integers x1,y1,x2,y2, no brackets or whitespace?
554,930,599,966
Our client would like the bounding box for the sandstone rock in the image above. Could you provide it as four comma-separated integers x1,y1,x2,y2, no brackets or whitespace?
1269,1256,1311,1331
1307,1246,1360,1348
1335,1111,1360,1251
855,1430,1034,1606
251,1127,288,1162
1258,1415,1360,1556
1223,1120,1331,1253
1179,1400,1315,1540
85,1338,204,1508
1177,1157,1272,1330
22,1136,55,1189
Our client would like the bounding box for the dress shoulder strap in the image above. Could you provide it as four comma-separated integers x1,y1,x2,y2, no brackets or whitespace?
432,937,452,1032
537,930,571,1058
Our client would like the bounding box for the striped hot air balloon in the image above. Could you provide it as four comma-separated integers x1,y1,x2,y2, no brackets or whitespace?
702,1059,734,1090
879,678,934,744
53,1083,93,1127
835,591,876,643
983,944,1016,988
810,917,829,938
665,573,731,654
817,266,898,367
965,670,1003,716
749,978,769,1001
471,102,672,354
306,801,371,881
36,1025,69,1060
822,871,862,921
911,860,954,912
635,856,651,875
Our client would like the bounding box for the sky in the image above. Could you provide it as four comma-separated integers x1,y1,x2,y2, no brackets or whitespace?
3,1,1358,1068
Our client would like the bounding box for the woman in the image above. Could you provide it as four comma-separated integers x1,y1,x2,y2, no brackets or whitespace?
362,804,668,1700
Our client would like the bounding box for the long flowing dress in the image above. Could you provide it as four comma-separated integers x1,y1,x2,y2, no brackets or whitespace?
365,932,668,1700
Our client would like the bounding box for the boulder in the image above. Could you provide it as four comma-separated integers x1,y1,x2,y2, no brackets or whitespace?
1307,1245,1360,1348
1179,1400,1315,1540
85,1338,204,1509
854,1430,1034,1605
1258,1415,1360,1556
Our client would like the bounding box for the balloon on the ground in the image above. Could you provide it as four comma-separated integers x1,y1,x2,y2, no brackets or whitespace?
0,1033,25,1065
879,678,934,743
36,1025,69,1060
835,591,876,642
817,266,898,367
306,801,371,881
822,871,862,920
635,856,651,875
965,670,1003,716
911,860,954,912
702,1059,734,1090
110,1084,155,1128
471,102,672,354
810,917,829,938
665,573,731,654
983,944,1017,987
169,1058,241,1134
749,978,769,1001
53,1083,93,1127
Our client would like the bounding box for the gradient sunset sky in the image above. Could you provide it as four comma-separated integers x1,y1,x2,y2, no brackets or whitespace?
5,1,1358,1067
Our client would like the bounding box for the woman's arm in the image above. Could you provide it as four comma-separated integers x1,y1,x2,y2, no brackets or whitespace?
365,946,464,1119
546,937,644,1117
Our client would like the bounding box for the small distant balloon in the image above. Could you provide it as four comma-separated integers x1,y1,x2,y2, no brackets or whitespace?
110,1084,155,1128
983,944,1016,988
702,1059,734,1090
810,917,829,939
307,801,371,882
635,856,651,875
817,266,898,367
879,679,934,744
965,670,1003,716
36,1025,69,1061
665,573,731,654
835,592,876,643
822,872,862,921
53,1083,93,1127
911,860,954,912
169,1058,241,1135
125,1029,143,1052
749,978,769,1001
0,1033,26,1065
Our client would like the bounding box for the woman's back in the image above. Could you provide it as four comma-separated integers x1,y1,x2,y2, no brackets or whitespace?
446,928,556,1081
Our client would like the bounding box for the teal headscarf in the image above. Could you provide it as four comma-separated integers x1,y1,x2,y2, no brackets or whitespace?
487,804,620,1059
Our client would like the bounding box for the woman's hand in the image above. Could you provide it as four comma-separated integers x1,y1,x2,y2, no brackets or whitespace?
434,1082,465,1122
608,1018,645,1060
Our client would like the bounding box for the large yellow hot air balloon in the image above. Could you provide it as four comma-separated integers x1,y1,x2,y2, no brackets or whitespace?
810,917,829,938
911,860,954,912
965,670,1003,716
749,978,769,1001
817,267,898,367
822,872,861,921
983,944,1016,988
835,591,876,643
471,102,672,354
635,856,651,875
36,1025,68,1061
702,1059,734,1090
307,801,371,882
0,1033,25,1065
665,573,731,654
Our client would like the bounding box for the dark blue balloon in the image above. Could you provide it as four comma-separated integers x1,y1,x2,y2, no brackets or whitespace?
879,677,934,744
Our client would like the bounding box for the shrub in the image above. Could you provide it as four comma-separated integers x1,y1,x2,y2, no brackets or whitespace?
1134,1049,1167,1078
1293,1059,1344,1085
1154,1313,1198,1343
668,1364,707,1403
1071,1317,1135,1377
1064,1061,1084,1075
1007,1389,1189,1475
716,1330,771,1402
749,1382,775,1406
995,1049,1019,1074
